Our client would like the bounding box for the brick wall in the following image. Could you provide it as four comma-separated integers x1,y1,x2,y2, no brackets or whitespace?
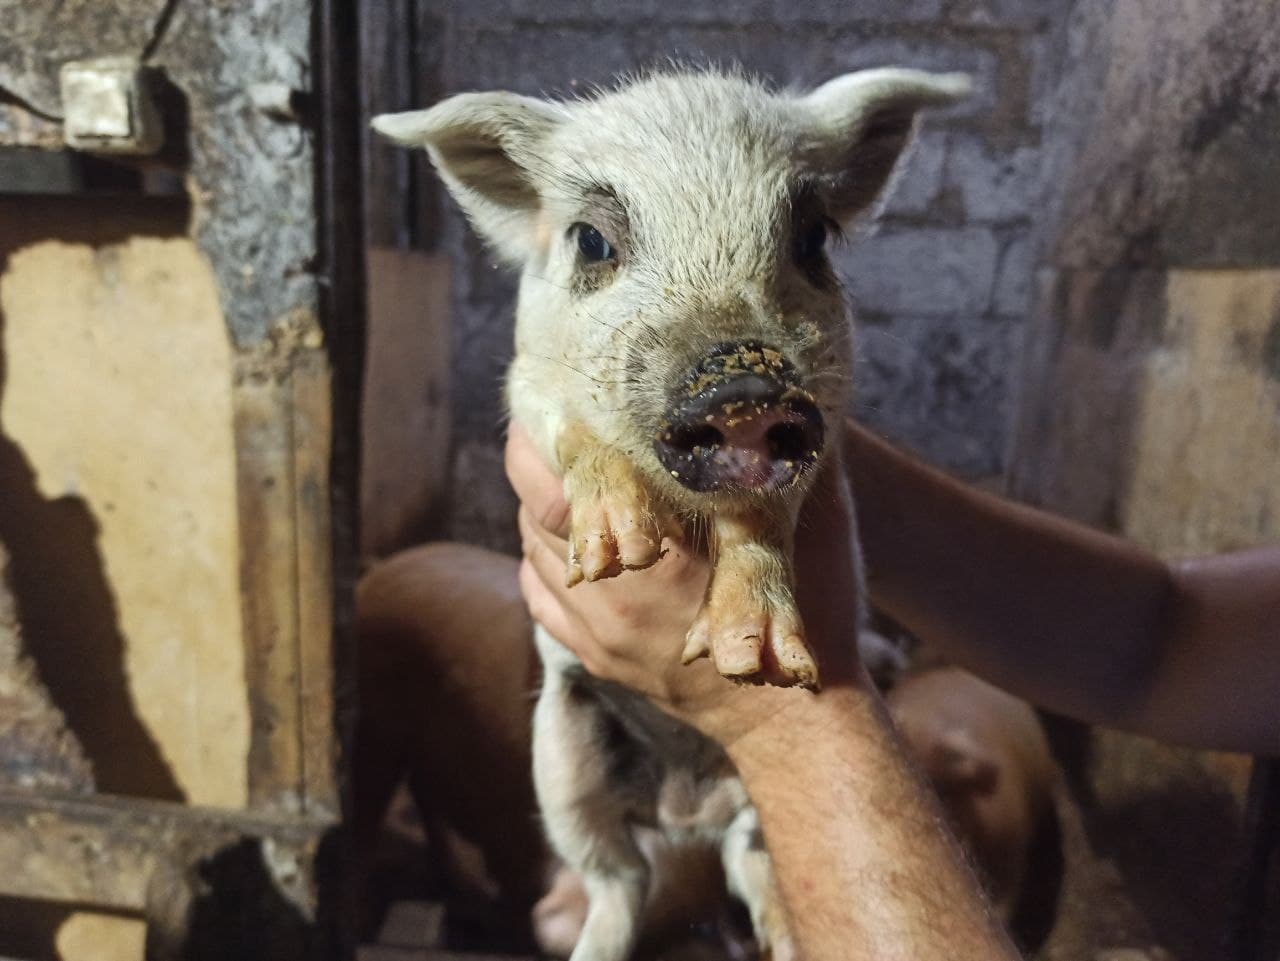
407,0,1061,550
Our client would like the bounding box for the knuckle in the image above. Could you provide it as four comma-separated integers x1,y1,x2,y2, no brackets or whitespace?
605,594,636,623
558,632,593,667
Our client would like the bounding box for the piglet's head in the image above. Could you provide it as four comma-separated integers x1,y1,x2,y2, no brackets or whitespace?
374,69,969,504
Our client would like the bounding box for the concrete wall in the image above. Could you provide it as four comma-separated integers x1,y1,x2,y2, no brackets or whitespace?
391,0,1061,551
1009,0,1280,557
1001,3,1280,956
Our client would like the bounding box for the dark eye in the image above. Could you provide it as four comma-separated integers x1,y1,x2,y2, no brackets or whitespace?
796,219,828,263
574,223,615,263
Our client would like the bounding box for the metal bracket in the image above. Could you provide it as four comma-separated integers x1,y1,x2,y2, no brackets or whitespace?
59,56,163,155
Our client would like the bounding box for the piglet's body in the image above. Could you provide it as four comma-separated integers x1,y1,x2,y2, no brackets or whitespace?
376,68,968,960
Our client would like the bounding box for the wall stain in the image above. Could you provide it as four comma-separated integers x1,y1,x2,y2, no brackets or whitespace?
0,195,188,801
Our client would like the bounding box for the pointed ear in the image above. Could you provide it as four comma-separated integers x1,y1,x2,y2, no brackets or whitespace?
798,69,971,222
372,92,566,265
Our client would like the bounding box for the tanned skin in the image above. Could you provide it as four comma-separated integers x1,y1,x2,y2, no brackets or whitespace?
843,424,1280,755
508,417,1280,956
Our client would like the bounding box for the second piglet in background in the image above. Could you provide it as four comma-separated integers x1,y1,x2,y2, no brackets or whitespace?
889,666,1059,924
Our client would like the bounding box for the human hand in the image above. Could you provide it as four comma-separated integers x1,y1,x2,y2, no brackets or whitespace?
506,423,868,746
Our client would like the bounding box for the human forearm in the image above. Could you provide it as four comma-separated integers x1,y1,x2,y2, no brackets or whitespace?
1141,548,1280,751
846,418,1170,725
846,419,1280,752
728,683,1019,960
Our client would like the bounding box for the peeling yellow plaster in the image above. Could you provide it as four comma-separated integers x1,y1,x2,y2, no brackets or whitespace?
56,911,145,961
0,237,249,807
1126,270,1280,554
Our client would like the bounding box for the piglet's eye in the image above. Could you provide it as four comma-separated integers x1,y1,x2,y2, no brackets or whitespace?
573,223,615,263
796,219,828,263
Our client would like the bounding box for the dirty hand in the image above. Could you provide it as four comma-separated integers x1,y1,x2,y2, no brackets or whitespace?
506,423,867,745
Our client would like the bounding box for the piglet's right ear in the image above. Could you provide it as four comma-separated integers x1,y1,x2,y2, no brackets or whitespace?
373,92,565,265
799,69,971,223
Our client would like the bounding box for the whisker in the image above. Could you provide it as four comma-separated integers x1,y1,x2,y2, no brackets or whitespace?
524,352,631,387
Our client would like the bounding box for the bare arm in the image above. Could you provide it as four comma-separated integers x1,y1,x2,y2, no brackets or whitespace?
726,686,1019,960
846,420,1280,753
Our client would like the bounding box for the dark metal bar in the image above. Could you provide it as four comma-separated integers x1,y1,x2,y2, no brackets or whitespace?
313,0,368,954
1224,757,1280,961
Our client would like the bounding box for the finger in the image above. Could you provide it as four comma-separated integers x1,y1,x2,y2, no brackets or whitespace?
518,557,608,676
519,506,575,587
517,557,579,651
504,423,572,537
521,507,594,608
519,502,573,580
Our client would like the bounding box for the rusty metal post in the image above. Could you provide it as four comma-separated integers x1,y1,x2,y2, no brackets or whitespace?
313,0,368,954
1224,757,1280,961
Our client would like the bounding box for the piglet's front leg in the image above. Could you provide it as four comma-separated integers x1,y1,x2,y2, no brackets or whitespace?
558,425,677,585
682,511,819,690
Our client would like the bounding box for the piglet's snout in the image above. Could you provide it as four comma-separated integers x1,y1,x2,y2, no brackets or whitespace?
655,341,824,493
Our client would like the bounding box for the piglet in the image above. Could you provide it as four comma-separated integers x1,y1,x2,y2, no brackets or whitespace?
888,667,1058,920
376,67,969,960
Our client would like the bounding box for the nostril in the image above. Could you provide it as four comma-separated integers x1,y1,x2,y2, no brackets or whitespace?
766,420,812,463
664,422,724,452
655,353,825,492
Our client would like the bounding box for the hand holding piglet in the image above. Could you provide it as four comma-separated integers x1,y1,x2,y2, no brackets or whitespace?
508,423,868,744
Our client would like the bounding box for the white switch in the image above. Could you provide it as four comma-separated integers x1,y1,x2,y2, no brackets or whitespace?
59,57,163,155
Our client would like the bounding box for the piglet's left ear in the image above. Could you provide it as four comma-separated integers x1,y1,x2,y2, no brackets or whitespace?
798,68,971,222
373,92,565,266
